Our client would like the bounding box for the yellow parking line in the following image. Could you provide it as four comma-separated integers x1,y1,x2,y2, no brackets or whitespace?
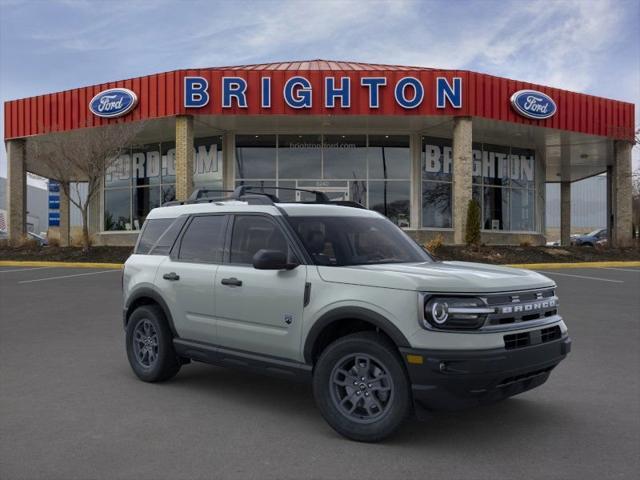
1,260,638,270
0,260,123,269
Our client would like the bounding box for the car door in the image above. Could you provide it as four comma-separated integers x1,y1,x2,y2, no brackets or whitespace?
156,214,228,344
214,214,307,361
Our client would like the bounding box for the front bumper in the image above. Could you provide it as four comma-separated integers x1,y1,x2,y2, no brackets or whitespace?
400,335,571,412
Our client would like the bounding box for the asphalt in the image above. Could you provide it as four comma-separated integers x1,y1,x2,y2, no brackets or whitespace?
0,265,639,480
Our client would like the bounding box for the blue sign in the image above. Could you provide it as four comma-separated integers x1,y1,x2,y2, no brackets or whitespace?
48,181,60,193
49,199,60,210
89,88,138,118
48,212,60,227
510,90,557,120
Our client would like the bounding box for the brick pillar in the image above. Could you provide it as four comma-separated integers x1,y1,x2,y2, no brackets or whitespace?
560,181,571,246
409,133,422,229
222,132,235,191
611,141,633,247
6,139,27,244
452,117,473,244
175,115,194,201
59,182,70,247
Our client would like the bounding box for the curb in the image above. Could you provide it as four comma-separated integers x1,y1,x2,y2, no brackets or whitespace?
1,260,639,270
0,260,123,269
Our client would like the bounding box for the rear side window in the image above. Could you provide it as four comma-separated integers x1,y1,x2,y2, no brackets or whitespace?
135,219,174,254
149,217,188,255
178,215,227,263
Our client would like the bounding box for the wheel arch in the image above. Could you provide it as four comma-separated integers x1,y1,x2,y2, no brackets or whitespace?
125,287,178,337
303,307,411,364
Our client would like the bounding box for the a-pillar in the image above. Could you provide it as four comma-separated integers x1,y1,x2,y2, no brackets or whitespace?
452,117,473,244
560,181,571,246
6,139,27,244
175,115,194,201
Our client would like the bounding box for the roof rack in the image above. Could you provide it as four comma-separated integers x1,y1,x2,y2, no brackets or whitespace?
160,186,366,209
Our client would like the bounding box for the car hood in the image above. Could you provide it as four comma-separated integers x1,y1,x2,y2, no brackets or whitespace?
316,261,554,293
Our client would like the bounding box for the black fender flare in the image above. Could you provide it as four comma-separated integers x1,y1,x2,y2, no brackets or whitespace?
303,306,411,364
124,287,178,337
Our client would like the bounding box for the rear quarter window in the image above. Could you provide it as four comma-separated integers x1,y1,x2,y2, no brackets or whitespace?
135,217,186,255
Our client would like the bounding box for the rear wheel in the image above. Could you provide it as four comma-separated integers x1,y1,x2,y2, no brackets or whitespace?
126,305,181,382
313,332,411,442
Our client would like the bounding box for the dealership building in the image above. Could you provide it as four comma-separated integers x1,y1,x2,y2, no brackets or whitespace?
3,60,635,246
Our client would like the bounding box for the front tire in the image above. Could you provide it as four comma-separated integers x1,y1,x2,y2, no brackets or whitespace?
126,305,181,382
313,332,411,442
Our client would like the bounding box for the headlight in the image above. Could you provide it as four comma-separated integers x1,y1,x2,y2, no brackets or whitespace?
423,296,494,330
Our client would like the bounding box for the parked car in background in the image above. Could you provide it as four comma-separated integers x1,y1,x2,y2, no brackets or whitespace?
572,229,607,247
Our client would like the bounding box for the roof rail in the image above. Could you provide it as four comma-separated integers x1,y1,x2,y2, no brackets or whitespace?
160,185,365,209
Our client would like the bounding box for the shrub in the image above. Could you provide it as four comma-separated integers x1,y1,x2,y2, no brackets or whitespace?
520,240,532,247
465,199,481,246
425,234,444,254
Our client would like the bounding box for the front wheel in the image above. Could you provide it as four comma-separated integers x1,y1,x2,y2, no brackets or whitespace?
126,305,181,382
313,332,411,442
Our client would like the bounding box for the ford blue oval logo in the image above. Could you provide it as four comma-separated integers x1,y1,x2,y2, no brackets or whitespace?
510,89,556,120
89,88,138,118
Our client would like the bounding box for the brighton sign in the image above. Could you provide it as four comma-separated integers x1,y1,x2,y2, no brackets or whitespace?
183,75,463,110
510,89,557,120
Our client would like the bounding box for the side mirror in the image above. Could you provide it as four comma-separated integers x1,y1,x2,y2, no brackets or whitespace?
252,249,298,270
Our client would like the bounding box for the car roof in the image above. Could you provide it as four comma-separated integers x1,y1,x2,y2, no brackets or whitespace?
145,200,380,220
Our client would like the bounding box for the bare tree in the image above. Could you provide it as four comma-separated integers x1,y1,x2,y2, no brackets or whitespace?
27,121,144,250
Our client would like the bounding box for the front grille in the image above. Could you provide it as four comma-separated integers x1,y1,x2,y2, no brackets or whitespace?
504,325,562,350
484,288,558,328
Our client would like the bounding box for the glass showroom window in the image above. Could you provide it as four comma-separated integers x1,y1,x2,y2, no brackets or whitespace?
368,135,410,227
234,134,410,226
104,137,222,231
422,138,536,232
422,137,453,228
471,143,536,232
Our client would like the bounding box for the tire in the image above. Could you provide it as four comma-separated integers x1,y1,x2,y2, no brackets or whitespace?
313,331,411,442
126,304,181,382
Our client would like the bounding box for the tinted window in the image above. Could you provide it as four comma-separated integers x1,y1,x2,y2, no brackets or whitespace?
287,216,430,266
178,215,227,263
148,216,187,255
230,216,289,264
136,218,174,254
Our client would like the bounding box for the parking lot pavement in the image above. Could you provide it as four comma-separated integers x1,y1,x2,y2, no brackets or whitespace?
1,266,639,480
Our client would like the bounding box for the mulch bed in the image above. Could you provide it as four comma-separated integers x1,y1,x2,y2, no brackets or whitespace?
1,243,638,265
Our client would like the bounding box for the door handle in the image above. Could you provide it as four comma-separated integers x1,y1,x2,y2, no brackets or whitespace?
162,272,180,281
221,277,242,287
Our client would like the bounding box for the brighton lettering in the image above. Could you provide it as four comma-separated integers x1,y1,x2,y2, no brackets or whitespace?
184,75,463,109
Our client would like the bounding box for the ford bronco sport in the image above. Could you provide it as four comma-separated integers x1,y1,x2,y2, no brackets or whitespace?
123,186,571,442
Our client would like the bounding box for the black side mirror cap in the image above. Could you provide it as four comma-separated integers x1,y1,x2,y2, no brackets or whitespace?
252,249,298,270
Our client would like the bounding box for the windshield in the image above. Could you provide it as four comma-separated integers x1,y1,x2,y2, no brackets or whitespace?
286,215,432,266
587,229,604,237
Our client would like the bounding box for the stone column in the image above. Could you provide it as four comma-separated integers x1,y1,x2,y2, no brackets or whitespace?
452,117,473,244
175,115,194,201
59,182,70,247
222,132,236,191
409,133,422,229
560,181,571,246
6,139,27,244
611,141,633,247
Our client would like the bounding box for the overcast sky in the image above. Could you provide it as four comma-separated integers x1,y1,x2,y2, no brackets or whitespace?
1,0,638,180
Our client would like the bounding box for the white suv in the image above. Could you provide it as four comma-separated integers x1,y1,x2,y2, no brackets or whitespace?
123,187,570,442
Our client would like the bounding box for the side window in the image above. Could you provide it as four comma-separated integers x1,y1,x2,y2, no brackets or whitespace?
230,215,289,264
178,215,227,263
136,218,174,254
149,216,187,255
